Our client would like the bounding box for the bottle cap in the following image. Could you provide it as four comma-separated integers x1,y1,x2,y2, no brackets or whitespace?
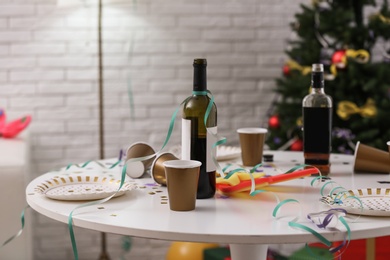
193,58,207,66
312,63,324,72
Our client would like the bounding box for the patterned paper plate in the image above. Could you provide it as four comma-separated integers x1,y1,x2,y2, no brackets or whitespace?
216,146,241,161
34,175,135,201
169,145,241,161
321,188,390,216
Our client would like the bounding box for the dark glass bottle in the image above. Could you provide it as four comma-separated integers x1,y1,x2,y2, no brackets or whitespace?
302,64,333,175
182,59,217,199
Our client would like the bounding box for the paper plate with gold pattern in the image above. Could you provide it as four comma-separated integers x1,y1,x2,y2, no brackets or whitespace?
33,175,136,201
321,188,390,216
169,145,241,161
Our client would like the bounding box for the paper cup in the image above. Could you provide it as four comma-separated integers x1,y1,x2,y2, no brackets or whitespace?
353,141,390,174
237,128,268,166
151,152,179,186
125,142,156,178
163,160,201,211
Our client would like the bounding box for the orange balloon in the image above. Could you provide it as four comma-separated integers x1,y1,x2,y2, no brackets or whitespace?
166,242,219,260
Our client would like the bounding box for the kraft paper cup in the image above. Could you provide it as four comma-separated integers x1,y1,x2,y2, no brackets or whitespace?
163,160,201,211
151,152,179,186
125,142,156,178
353,141,390,174
237,128,268,166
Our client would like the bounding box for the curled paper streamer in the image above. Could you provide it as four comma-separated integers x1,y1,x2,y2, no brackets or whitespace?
270,177,358,257
0,206,30,250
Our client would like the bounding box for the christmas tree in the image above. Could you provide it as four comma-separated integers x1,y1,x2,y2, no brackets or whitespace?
266,0,390,154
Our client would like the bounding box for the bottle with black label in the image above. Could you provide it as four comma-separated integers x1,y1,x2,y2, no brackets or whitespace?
302,63,332,175
182,58,217,199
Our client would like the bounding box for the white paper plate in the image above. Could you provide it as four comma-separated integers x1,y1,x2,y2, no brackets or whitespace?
216,146,241,161
169,145,241,161
34,175,135,201
321,188,390,216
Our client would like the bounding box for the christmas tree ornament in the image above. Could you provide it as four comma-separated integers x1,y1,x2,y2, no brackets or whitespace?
282,64,290,76
268,115,280,128
337,99,377,120
331,49,347,68
290,138,303,151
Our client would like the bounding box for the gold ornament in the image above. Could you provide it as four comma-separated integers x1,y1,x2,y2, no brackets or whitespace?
337,98,377,120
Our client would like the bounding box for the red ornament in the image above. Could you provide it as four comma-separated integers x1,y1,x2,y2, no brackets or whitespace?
290,139,303,151
282,64,290,76
331,49,347,69
268,115,280,128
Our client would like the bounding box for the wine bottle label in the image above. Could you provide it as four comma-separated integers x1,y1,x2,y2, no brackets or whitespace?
181,118,217,172
181,118,192,160
206,126,217,172
303,107,332,153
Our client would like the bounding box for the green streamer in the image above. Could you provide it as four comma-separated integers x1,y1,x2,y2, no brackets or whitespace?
272,198,299,218
289,221,332,247
0,205,30,249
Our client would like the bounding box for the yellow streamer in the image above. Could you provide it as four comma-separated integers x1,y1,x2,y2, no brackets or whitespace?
330,49,370,76
337,98,377,120
286,60,311,75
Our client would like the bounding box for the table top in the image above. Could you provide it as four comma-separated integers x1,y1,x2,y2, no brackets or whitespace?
26,151,390,245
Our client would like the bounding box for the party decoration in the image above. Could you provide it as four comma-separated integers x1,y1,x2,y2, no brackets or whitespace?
337,98,377,120
290,139,303,151
166,242,219,260
0,109,31,138
283,64,291,76
330,49,370,76
268,115,280,128
216,166,318,195
331,49,347,68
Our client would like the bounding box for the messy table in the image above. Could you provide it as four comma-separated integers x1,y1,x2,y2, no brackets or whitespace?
26,151,390,260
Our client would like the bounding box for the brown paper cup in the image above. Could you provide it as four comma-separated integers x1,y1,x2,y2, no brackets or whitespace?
163,160,201,211
151,152,178,186
126,142,156,178
353,141,390,174
237,128,268,166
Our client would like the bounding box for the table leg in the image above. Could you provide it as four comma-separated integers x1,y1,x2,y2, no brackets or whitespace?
229,244,268,260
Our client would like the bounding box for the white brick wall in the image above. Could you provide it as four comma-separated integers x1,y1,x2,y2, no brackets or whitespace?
0,0,307,259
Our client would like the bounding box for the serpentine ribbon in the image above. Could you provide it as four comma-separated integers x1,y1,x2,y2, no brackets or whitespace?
337,98,377,120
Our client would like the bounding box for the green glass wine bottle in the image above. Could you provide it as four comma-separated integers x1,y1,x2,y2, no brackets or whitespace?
182,58,217,199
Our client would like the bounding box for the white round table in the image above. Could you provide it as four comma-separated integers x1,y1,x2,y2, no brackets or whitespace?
26,151,390,260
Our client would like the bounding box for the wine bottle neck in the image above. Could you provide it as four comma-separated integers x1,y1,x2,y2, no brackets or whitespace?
311,71,324,89
193,60,207,91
